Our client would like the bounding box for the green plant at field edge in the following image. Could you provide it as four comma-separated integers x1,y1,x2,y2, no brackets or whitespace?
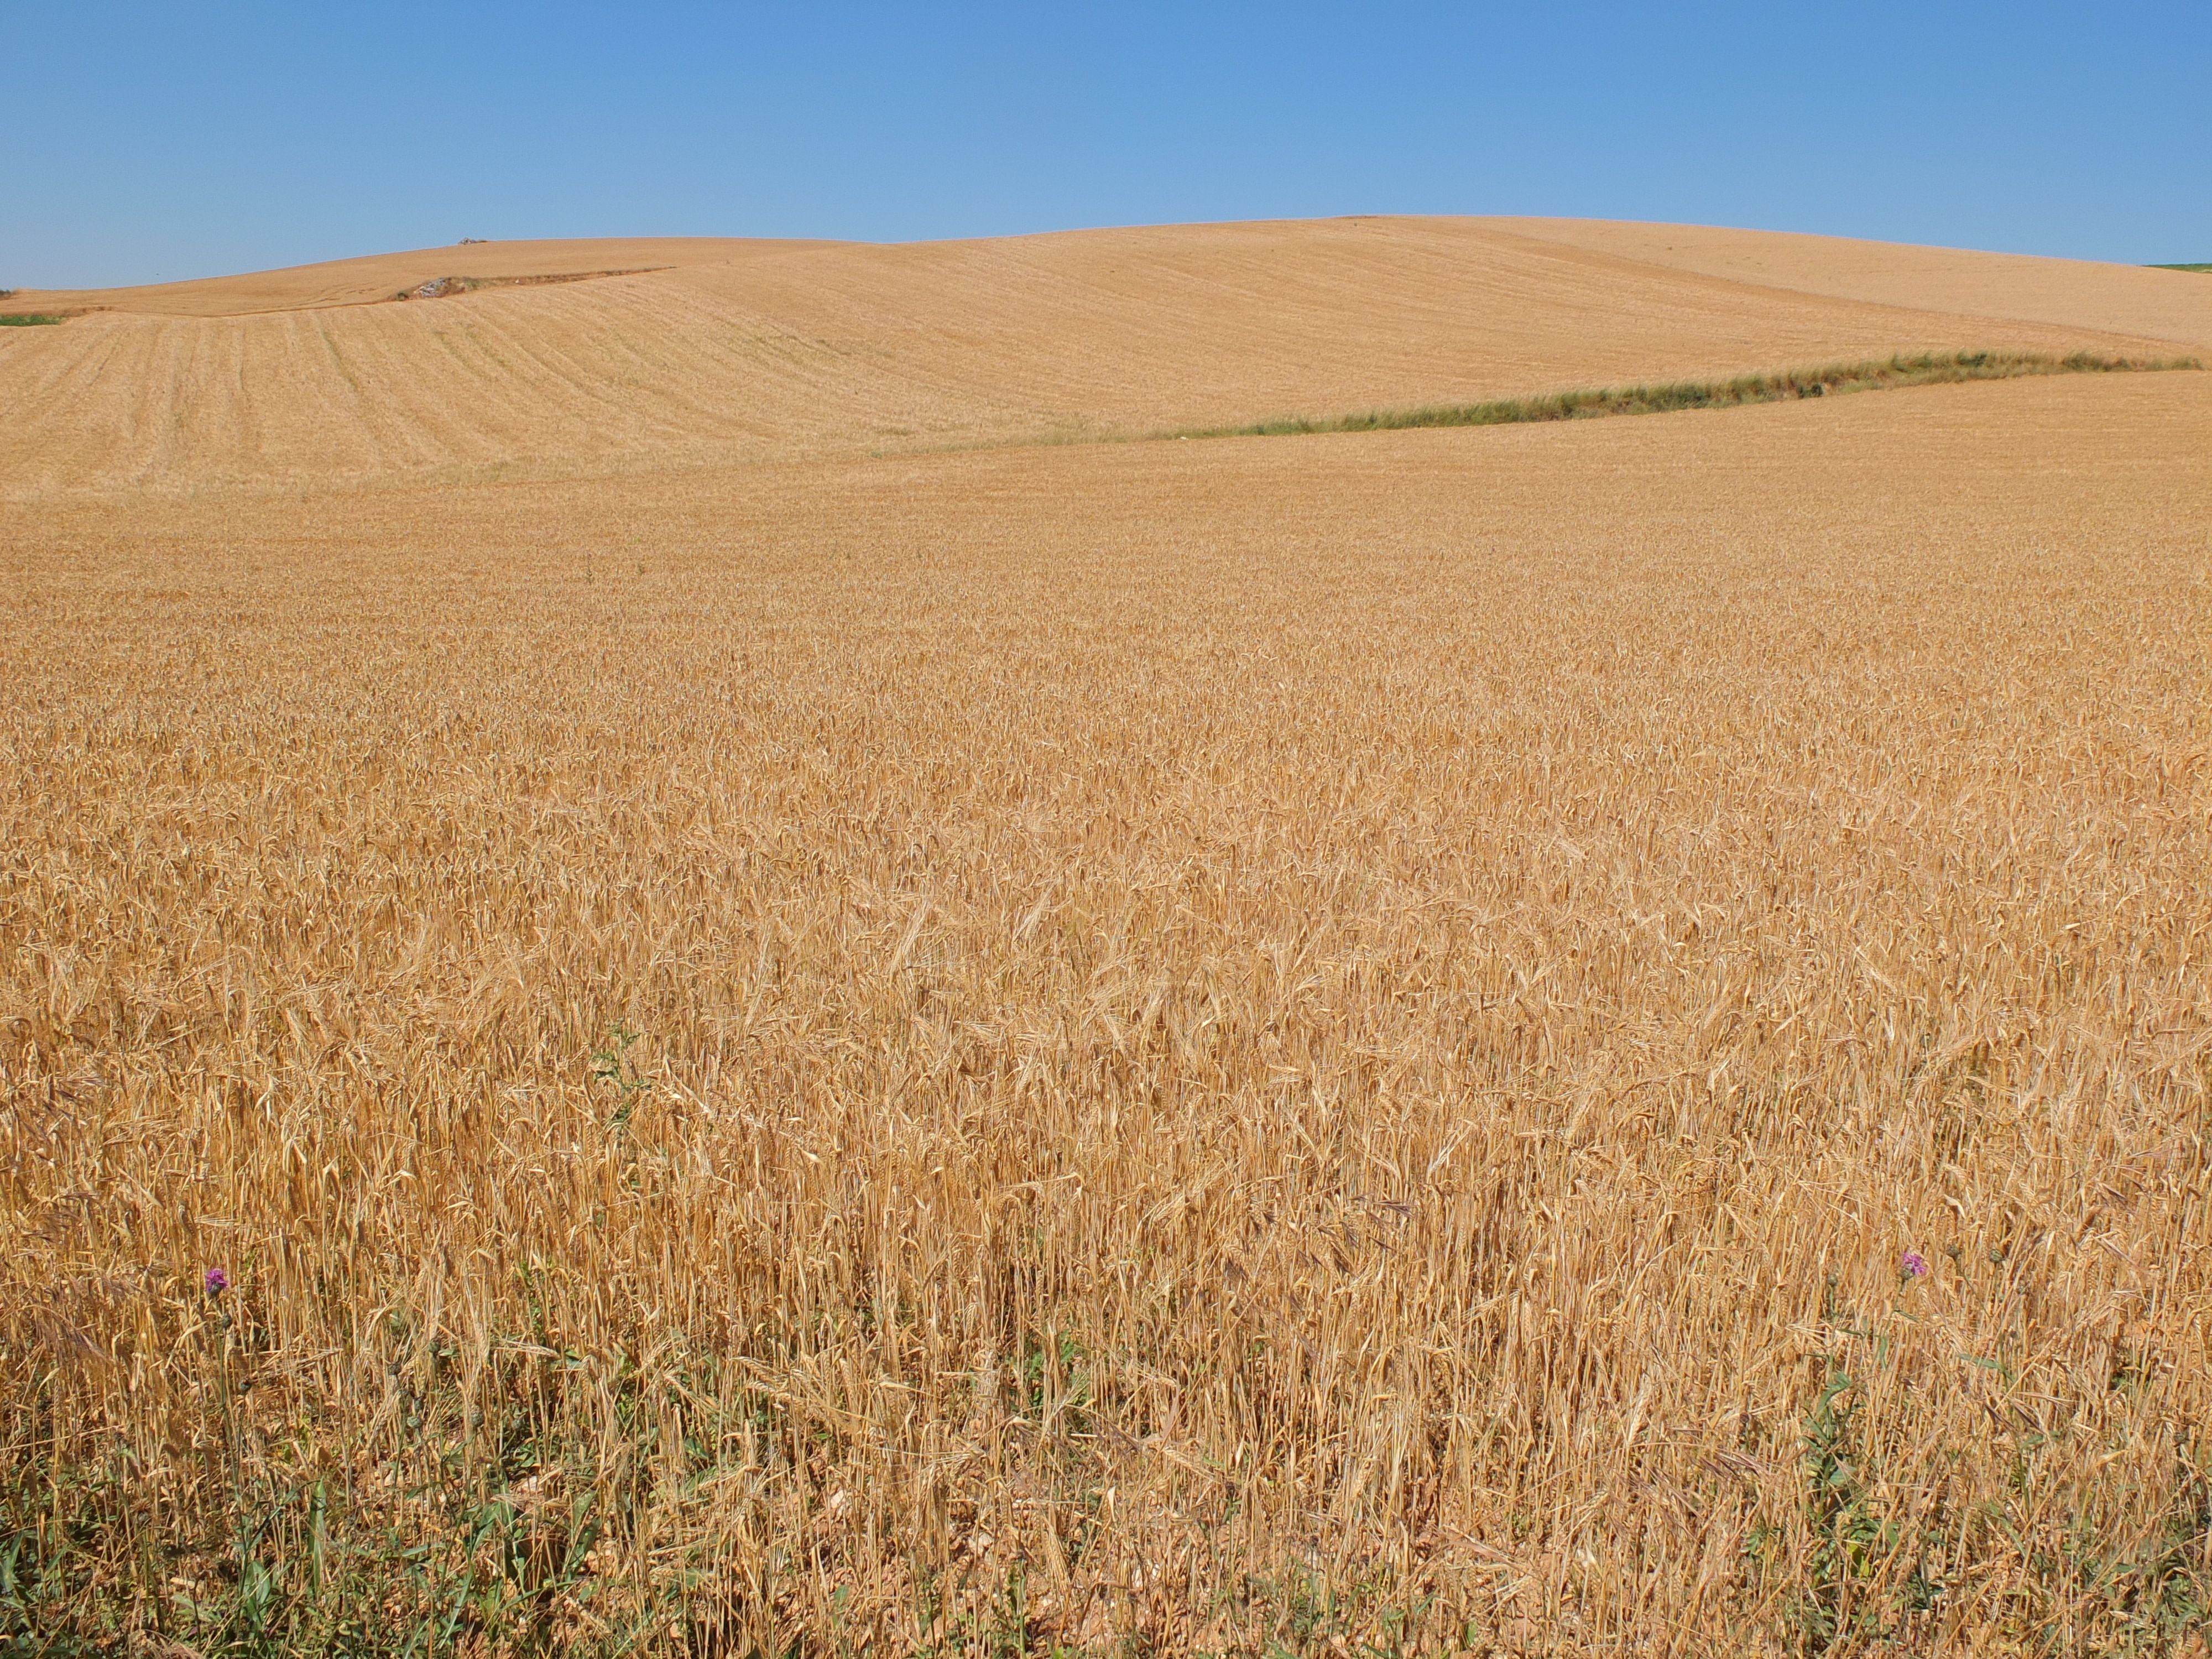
1161,350,2203,444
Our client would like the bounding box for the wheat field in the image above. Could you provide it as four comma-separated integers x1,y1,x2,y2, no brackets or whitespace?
3,221,2210,1656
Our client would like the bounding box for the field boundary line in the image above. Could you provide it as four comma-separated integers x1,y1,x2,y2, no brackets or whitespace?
1149,349,2203,444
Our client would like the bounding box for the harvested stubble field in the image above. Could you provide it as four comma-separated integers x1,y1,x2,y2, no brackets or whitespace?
2,220,2211,1657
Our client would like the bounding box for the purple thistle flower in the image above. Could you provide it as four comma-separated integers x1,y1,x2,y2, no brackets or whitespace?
1901,1251,1928,1278
204,1267,229,1295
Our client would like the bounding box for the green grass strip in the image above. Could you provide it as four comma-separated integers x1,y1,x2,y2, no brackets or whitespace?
0,313,68,326
2150,263,2212,274
1163,351,2201,442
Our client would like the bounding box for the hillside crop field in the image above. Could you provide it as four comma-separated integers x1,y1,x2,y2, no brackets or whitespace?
3,220,2210,1656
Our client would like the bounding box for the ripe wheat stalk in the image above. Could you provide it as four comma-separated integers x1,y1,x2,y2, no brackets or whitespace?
2,376,2208,1653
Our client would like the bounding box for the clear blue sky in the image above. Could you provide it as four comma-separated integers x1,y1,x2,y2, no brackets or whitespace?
6,1,2206,289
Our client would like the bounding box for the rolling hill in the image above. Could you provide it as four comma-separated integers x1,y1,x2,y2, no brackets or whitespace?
5,217,2205,498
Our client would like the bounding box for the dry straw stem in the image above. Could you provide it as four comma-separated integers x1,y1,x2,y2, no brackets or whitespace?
3,367,2208,1653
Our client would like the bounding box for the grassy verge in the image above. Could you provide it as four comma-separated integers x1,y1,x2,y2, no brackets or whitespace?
2149,263,2211,274
1164,350,2201,442
0,314,67,327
